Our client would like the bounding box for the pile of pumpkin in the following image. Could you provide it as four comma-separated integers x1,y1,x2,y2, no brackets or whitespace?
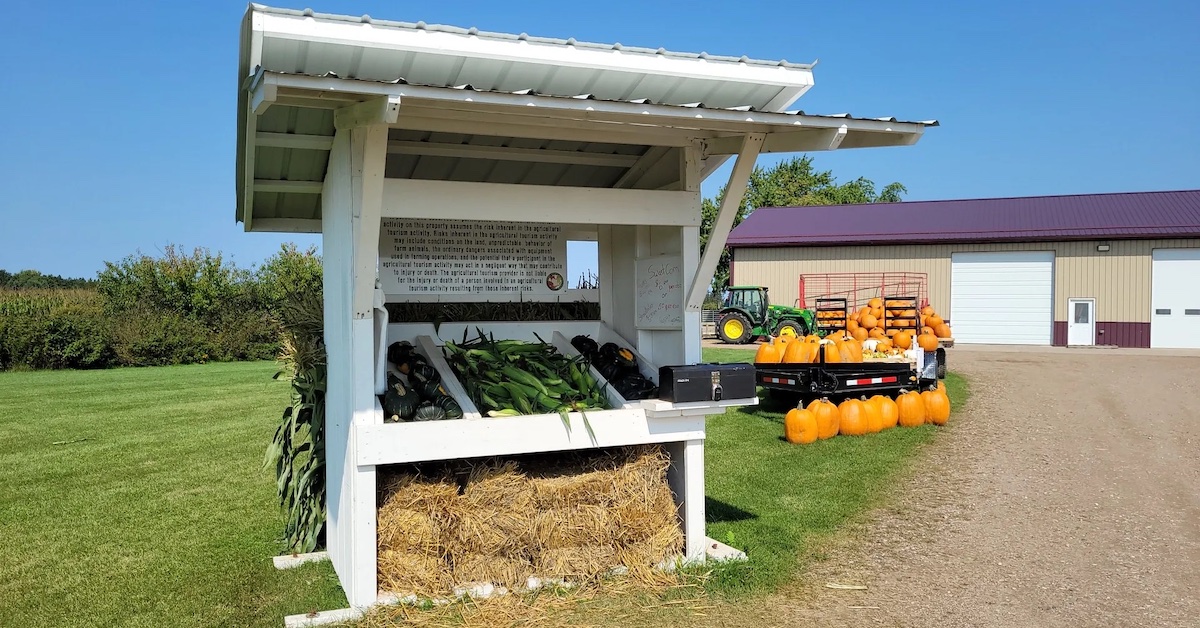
783,385,951,444
843,299,953,353
753,331,866,364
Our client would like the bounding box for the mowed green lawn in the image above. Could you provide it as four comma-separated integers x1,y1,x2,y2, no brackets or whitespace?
0,362,346,628
0,351,968,626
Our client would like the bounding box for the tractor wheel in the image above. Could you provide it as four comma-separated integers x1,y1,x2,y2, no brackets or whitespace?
774,319,807,339
717,312,753,344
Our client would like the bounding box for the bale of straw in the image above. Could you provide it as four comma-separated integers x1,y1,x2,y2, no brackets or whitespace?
528,504,612,550
447,460,535,556
377,551,447,596
376,508,439,554
536,546,618,579
450,554,534,588
378,471,460,511
610,481,678,545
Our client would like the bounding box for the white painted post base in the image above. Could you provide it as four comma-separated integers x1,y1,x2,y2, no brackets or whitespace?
272,551,330,570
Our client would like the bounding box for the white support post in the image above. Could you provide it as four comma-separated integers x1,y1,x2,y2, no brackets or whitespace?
322,116,388,608
685,133,764,311
665,439,707,563
681,140,703,364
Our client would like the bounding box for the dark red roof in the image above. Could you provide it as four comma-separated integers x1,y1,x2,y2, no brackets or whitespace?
726,189,1200,247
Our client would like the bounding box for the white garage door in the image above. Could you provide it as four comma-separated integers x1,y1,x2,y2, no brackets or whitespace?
1151,249,1200,349
950,251,1054,345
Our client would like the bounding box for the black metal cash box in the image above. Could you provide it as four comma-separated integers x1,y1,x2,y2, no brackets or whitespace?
657,363,756,403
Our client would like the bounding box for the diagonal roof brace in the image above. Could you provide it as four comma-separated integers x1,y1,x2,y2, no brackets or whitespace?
687,133,765,310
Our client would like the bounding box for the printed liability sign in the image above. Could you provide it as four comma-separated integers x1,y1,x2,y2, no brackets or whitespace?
379,218,567,296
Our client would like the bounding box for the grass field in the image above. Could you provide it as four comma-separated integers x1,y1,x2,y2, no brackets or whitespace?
0,351,967,626
0,362,346,628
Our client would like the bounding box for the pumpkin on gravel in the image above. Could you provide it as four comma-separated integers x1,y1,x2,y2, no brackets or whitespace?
897,390,927,427
923,387,951,425
807,398,841,439
784,406,819,444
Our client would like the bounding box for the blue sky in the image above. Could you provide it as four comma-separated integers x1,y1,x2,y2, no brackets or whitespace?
1,0,1197,279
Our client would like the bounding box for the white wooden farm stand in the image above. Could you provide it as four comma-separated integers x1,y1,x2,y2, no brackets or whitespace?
234,5,935,611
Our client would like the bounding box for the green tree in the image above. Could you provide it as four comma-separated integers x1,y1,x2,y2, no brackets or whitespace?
700,156,906,293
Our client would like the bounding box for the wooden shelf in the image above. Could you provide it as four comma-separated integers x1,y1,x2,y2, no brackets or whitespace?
356,407,704,466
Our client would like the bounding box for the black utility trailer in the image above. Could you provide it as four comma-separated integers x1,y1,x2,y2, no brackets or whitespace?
756,353,939,404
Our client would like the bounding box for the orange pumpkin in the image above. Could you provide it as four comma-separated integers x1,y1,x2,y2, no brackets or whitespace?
754,342,782,364
860,314,878,330
773,334,791,347
868,328,886,340
847,319,860,333
876,339,893,353
870,394,900,429
921,305,935,317
782,338,816,364
861,395,884,433
897,390,927,427
893,331,913,350
926,314,945,328
922,388,951,425
886,328,900,337
837,339,855,363
934,323,952,338
804,334,821,344
916,333,939,352
851,327,869,342
821,340,843,363
838,398,870,436
868,298,883,309
871,307,885,319
807,398,841,439
784,406,819,444
922,325,935,335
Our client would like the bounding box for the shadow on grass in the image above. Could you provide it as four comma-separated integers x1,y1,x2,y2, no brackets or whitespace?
705,497,756,524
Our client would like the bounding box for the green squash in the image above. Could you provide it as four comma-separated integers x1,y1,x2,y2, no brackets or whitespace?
414,402,447,422
434,395,463,420
382,379,421,421
419,377,448,401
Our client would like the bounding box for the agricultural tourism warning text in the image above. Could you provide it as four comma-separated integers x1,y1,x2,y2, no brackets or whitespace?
379,218,568,295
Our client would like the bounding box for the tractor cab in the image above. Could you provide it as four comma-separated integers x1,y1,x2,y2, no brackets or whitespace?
723,286,769,321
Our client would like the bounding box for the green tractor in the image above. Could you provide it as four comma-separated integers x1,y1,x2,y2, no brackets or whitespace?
715,286,817,344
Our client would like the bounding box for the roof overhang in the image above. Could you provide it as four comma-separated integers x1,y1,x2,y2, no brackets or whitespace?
235,5,936,232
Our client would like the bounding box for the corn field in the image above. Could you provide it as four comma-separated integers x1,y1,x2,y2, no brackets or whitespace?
0,289,98,317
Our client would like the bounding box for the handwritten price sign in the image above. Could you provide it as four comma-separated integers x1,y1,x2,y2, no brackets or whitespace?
635,255,683,330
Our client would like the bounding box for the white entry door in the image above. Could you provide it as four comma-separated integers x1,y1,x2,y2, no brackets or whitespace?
1067,298,1095,346
950,251,1055,344
1151,249,1200,348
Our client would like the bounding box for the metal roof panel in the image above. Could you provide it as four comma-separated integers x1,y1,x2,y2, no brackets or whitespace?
727,190,1200,247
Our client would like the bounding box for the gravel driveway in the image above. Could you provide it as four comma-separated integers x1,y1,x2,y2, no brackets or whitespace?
773,347,1200,627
